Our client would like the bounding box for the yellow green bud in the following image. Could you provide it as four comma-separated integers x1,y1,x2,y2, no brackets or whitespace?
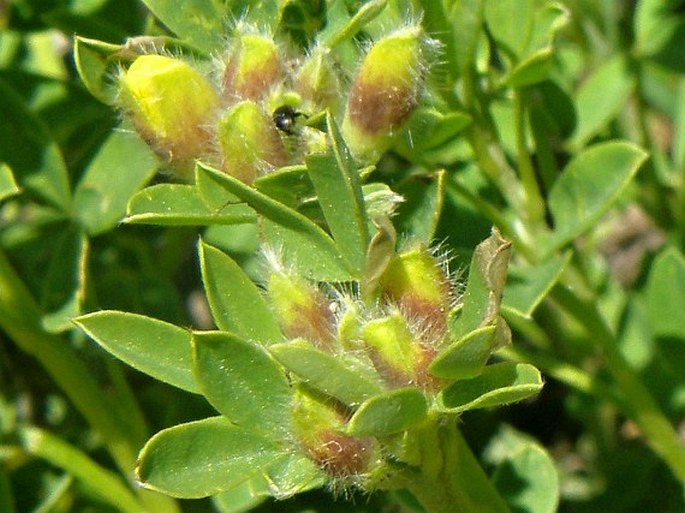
295,47,341,110
217,100,287,184
342,27,426,162
119,54,219,177
267,271,335,350
379,247,451,341
361,312,418,387
291,386,373,478
222,32,282,101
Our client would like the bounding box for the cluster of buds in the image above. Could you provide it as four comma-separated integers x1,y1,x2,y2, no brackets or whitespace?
117,23,433,181
265,244,456,481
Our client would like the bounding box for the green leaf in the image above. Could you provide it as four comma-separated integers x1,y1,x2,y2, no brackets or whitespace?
503,251,571,318
321,0,387,47
543,142,648,254
20,427,142,513
451,229,512,338
429,325,496,380
261,452,324,499
438,363,543,413
270,341,384,406
74,310,199,393
192,331,293,439
73,36,123,104
347,387,428,437
506,48,553,87
253,165,314,208
40,225,88,333
569,54,634,149
0,79,71,211
394,170,446,244
212,476,269,513
634,0,685,72
74,130,158,235
140,0,225,54
0,163,20,202
196,163,353,281
126,184,256,226
485,0,533,57
400,108,472,154
305,112,369,277
646,247,685,339
137,417,283,498
493,442,560,513
199,241,281,344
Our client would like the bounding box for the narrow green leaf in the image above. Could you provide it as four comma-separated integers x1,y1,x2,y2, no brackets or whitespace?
137,417,283,498
451,229,512,338
270,341,384,406
569,55,634,149
75,310,199,393
429,325,496,379
73,36,122,104
253,165,314,208
321,0,387,47
506,48,553,87
503,251,571,318
394,170,446,244
140,0,225,54
305,113,369,277
196,163,352,281
0,163,20,202
75,130,158,235
0,79,71,211
21,427,142,513
199,241,281,344
126,184,256,226
543,142,648,254
347,387,428,437
438,363,543,413
192,331,293,439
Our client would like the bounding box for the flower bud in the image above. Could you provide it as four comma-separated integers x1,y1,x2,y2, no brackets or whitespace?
119,54,219,177
295,47,341,111
379,247,451,342
267,270,335,350
291,386,373,478
222,32,282,101
361,312,418,387
217,100,287,183
342,27,427,162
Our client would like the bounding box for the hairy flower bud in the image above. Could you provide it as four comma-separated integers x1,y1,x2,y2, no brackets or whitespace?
361,312,419,387
342,26,427,162
379,247,451,342
217,100,287,183
295,47,341,111
119,54,219,177
291,387,373,478
267,271,335,350
222,32,283,101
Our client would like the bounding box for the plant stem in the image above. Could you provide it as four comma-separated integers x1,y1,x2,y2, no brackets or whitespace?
388,416,512,513
552,283,685,483
0,250,180,513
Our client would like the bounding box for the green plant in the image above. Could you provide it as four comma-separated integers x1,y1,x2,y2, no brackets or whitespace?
2,1,685,512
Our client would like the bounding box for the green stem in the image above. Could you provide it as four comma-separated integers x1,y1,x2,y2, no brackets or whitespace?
0,250,180,513
552,283,685,483
388,417,512,513
513,89,546,229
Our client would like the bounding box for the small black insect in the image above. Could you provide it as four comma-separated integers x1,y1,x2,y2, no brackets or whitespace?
272,105,303,134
